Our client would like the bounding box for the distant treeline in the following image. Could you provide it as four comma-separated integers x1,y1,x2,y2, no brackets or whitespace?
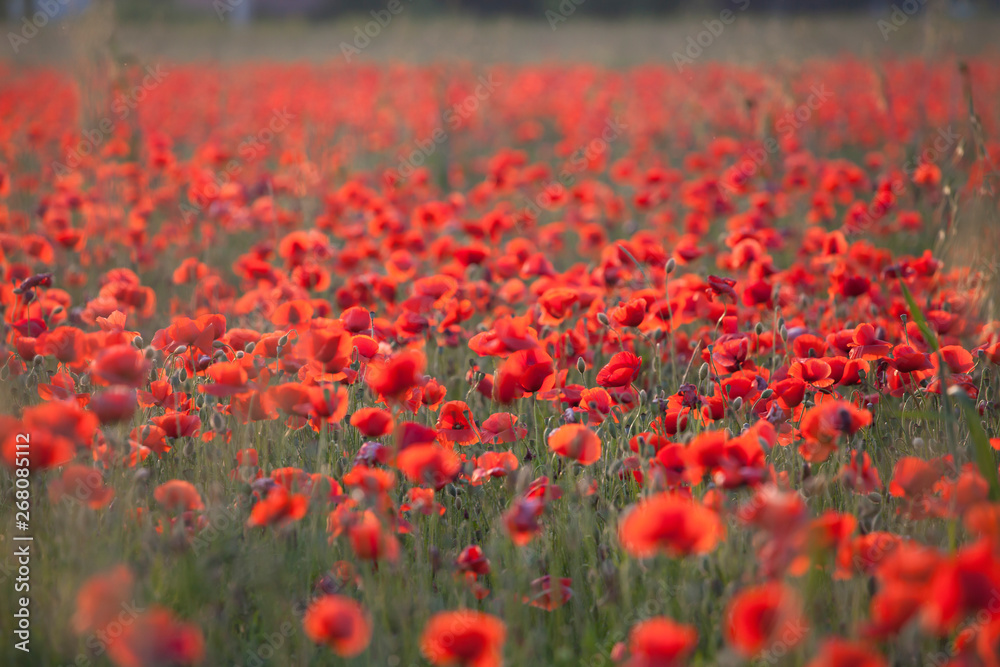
12,0,1000,21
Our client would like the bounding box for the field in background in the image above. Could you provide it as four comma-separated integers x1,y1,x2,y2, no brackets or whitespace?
2,12,999,65
2,9,1000,667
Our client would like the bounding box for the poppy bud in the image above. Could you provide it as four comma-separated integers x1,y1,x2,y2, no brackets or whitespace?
236,351,244,359
665,258,676,274
577,357,586,374
422,545,440,577
867,492,881,504
144,347,156,360
51,305,63,315
174,345,188,355
638,389,647,406
754,322,763,335
698,363,709,380
32,354,44,366
732,397,743,411
133,468,150,484
779,326,788,341
597,313,610,326
759,388,773,400
278,334,289,347
132,336,144,349
244,341,256,353
211,412,225,431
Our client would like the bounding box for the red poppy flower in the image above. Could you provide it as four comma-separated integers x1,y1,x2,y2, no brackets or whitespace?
847,323,891,360
624,617,698,667
522,576,573,611
805,639,886,667
420,610,506,667
788,357,834,388
619,494,724,558
106,606,205,667
799,400,872,463
480,413,527,444
611,298,647,328
436,401,480,445
396,444,462,490
48,465,114,509
366,350,426,402
350,407,394,437
726,582,807,657
548,424,602,465
154,480,204,512
91,386,139,424
72,565,135,635
302,595,372,657
247,487,308,528
596,351,642,388
91,344,150,387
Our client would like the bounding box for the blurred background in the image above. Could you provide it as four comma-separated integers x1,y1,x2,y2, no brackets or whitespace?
5,0,999,21
1,0,997,63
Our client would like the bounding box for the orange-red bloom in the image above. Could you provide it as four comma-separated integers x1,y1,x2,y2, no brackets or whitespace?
623,617,698,667
547,424,602,465
303,595,372,657
420,610,506,667
619,494,724,558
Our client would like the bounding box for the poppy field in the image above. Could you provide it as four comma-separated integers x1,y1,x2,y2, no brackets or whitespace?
2,56,1000,666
